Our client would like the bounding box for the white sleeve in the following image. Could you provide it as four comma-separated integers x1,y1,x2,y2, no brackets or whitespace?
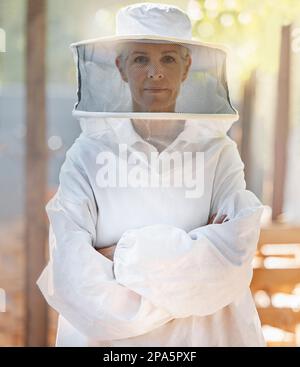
113,140,264,318
36,150,174,341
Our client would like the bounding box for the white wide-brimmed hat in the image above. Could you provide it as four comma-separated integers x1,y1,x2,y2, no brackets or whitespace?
70,2,238,121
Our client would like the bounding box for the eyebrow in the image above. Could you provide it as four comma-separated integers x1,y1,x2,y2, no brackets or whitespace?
131,50,178,55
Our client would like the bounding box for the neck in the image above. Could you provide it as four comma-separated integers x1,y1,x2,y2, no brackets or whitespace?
130,118,185,143
132,100,176,113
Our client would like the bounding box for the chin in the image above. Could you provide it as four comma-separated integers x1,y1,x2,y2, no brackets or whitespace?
146,106,168,112
144,101,173,111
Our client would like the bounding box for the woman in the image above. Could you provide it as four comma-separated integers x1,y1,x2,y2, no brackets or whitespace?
99,40,223,259
37,3,266,347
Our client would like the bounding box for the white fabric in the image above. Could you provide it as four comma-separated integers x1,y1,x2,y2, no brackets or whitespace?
70,3,237,118
37,117,266,346
116,3,192,39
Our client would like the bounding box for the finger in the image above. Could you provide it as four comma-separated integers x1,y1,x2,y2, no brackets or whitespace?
214,214,227,224
208,213,217,224
220,215,227,222
97,247,110,256
220,215,229,223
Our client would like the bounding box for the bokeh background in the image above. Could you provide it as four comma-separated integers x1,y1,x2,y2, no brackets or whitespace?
0,0,300,346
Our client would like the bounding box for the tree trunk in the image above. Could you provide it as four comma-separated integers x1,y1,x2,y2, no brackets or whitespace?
25,0,48,346
272,25,291,220
240,70,256,189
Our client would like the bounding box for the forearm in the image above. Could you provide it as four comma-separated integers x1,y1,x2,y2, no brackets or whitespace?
38,196,175,341
113,190,263,318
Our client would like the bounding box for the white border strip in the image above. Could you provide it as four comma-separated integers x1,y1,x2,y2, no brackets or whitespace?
72,110,239,122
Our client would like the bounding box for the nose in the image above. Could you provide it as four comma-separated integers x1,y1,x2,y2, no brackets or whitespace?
147,63,164,80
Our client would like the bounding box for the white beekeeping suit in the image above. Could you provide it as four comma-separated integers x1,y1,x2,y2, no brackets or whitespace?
37,3,266,347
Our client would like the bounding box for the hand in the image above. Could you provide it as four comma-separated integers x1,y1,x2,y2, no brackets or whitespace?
207,213,229,225
96,243,117,261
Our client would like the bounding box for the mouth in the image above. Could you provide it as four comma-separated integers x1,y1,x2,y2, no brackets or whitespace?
144,88,168,93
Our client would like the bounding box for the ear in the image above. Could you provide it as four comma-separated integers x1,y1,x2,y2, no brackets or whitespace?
115,57,128,83
181,55,192,82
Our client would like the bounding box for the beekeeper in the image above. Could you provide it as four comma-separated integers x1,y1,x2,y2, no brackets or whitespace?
37,3,266,347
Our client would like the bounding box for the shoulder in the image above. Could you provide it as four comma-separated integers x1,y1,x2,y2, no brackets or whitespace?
63,132,111,172
214,136,244,171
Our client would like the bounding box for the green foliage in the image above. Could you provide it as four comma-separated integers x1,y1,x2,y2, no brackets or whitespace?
0,0,117,84
0,0,26,84
1,0,300,84
190,0,300,80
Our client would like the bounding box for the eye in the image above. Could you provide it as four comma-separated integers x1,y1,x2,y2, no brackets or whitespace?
134,55,148,64
162,55,176,63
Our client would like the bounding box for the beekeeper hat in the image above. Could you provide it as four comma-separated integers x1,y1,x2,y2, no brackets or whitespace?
70,2,238,121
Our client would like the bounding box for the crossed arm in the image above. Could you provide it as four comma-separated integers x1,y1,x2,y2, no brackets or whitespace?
37,140,263,340
97,214,228,261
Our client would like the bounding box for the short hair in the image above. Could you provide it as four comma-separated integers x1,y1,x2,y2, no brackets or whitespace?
115,42,191,67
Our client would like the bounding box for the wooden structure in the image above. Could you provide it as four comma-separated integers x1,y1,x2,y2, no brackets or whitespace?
272,25,292,220
240,69,257,189
251,223,300,346
25,0,48,346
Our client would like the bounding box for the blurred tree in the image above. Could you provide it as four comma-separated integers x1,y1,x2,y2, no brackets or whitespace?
0,0,121,84
0,0,26,84
2,0,300,85
189,0,300,80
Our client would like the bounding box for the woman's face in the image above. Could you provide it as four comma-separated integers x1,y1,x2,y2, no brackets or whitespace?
115,43,192,112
